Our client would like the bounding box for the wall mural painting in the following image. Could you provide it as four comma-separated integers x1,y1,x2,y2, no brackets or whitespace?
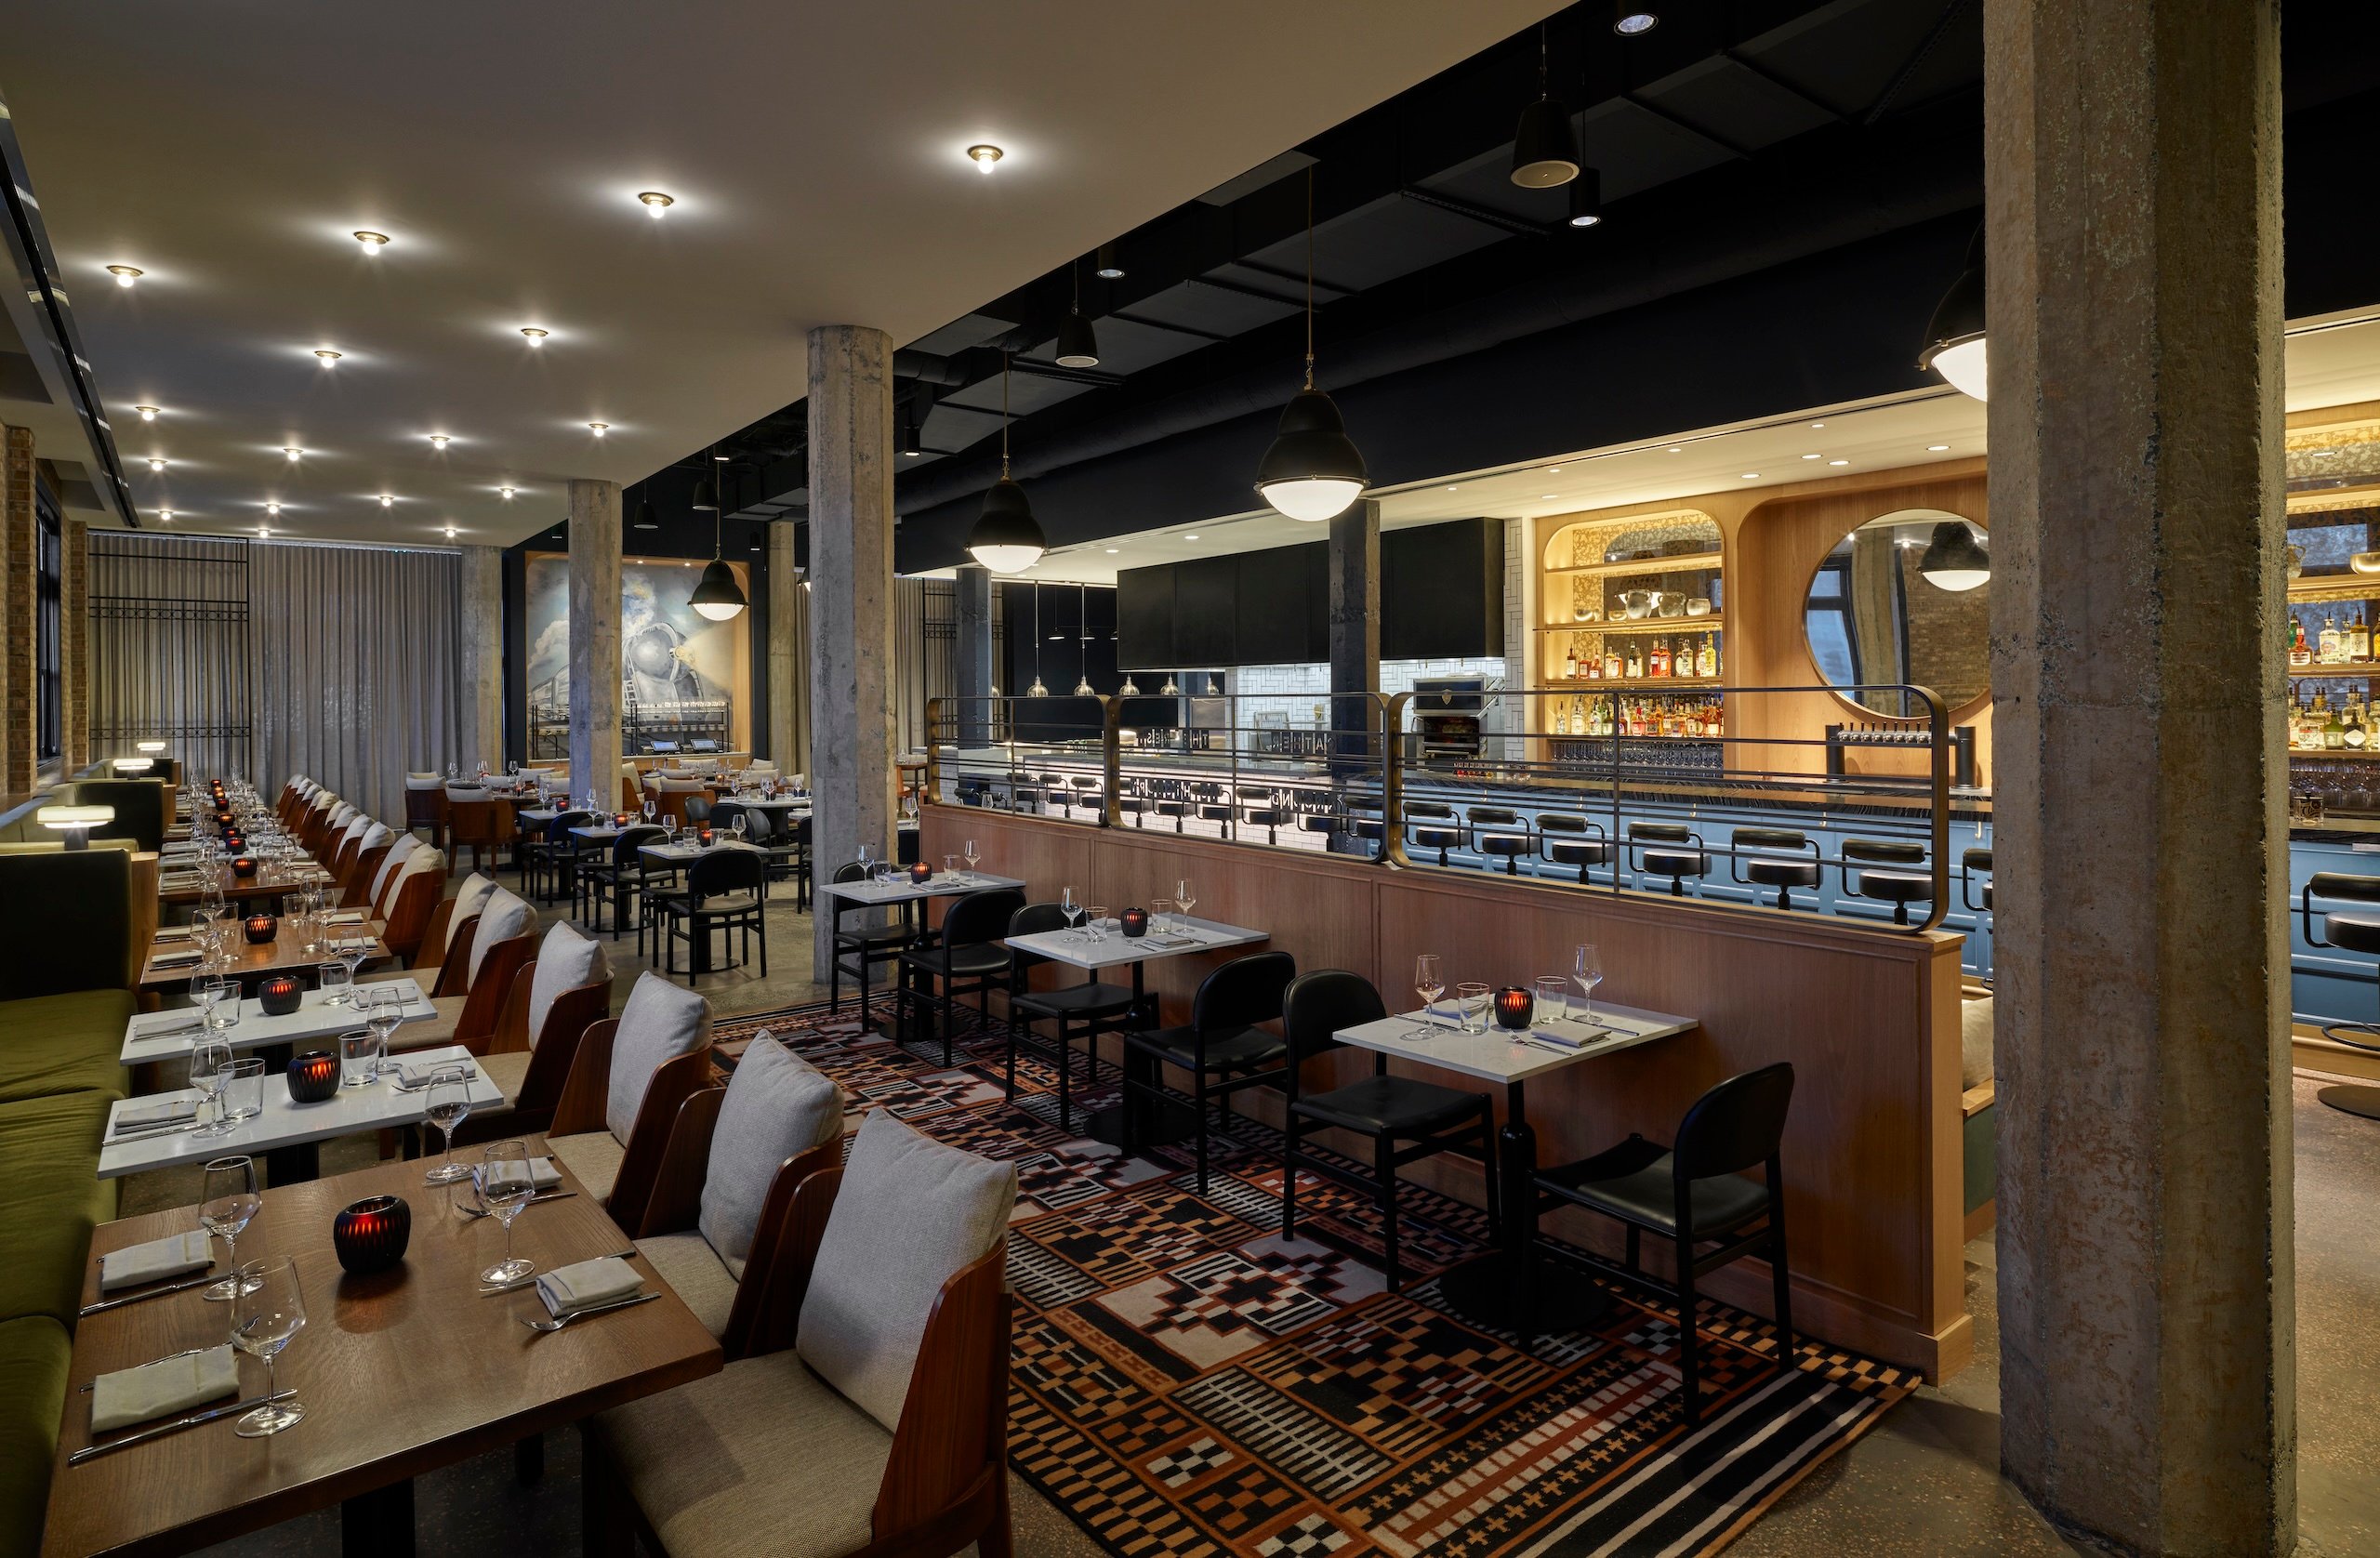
522,554,751,759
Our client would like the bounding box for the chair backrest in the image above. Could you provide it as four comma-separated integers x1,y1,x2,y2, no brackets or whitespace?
942,887,1026,948
687,848,765,896
1281,969,1386,1059
612,824,667,865
546,810,601,843
682,795,714,825
832,861,870,885
1192,951,1298,1033
1673,1063,1796,1181
1630,822,1692,843
1963,846,1994,872
1733,827,1810,853
1843,838,1924,865
1006,901,1068,970
2308,871,2380,904
1538,812,1590,837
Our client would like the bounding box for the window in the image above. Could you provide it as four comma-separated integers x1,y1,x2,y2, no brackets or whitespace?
34,484,60,762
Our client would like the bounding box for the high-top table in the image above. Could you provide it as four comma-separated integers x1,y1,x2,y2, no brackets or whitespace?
1330,998,1695,1331
44,1148,721,1558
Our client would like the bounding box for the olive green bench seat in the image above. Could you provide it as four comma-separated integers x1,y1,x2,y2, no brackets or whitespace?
0,1090,118,1330
0,1314,72,1558
0,989,133,1104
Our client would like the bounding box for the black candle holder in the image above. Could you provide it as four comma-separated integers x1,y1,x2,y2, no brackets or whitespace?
1121,907,1149,938
332,1195,412,1275
231,856,258,879
243,912,277,944
1494,986,1535,1031
909,861,932,884
258,972,304,1016
286,1050,339,1102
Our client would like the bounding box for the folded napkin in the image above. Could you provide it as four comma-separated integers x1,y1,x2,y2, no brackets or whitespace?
152,926,197,944
99,1230,213,1291
150,949,205,969
394,1059,476,1089
158,873,206,887
132,1011,205,1040
1415,1007,1465,1029
329,933,377,952
483,1156,563,1193
536,1256,642,1317
322,909,367,925
90,1344,240,1435
114,1096,199,1131
1143,934,1201,951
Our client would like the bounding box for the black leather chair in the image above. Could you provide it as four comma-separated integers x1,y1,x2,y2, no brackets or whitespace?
655,848,767,985
1729,827,1823,911
523,810,600,907
1627,822,1708,896
1005,901,1137,1125
1536,812,1612,883
1532,1063,1796,1426
1279,970,1500,1288
1960,847,1994,914
1406,802,1462,867
2303,874,2380,1118
582,824,665,939
681,794,714,826
1840,838,1931,924
896,887,1025,1064
827,861,916,1025
1468,808,1533,876
1121,951,1297,1192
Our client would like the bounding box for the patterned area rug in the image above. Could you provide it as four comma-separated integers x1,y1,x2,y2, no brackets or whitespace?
716,1001,1917,1558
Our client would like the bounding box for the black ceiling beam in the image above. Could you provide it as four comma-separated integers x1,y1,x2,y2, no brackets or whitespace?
1397,184,1555,239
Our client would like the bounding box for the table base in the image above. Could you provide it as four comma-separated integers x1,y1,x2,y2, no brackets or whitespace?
1435,1252,1614,1334
1082,1096,1201,1150
342,1476,414,1558
264,1141,321,1186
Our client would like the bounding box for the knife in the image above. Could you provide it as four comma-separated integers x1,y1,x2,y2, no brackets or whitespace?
106,1118,205,1145
69,1391,296,1465
79,1272,218,1315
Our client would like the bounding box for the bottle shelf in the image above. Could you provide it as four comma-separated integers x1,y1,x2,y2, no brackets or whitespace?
2289,576,2380,606
1535,617,1724,634
1544,676,1725,690
2291,746,2380,759
2286,665,2380,678
1543,551,1726,578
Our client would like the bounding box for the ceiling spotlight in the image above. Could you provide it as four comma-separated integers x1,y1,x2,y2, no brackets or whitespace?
520,327,549,344
1802,454,1821,461
429,434,450,449
897,405,922,458
588,422,608,436
1829,459,1850,467
258,526,271,537
1615,2,1659,35
284,446,303,460
1510,24,1580,188
1920,227,1988,400
500,486,516,500
1095,242,1124,280
1741,473,1760,480
967,144,1005,174
1811,422,1827,429
156,508,174,522
712,451,730,463
1567,170,1605,228
314,349,341,363
1918,520,1990,590
1928,444,1951,453
1183,534,1200,541
135,405,158,422
639,191,674,217
1540,494,1557,500
379,494,394,508
354,231,390,253
443,525,458,538
1105,547,1119,554
265,502,280,516
107,265,143,288
147,456,167,472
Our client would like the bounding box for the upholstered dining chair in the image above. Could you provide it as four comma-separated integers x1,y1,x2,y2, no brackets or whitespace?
403,772,448,848
544,971,714,1224
584,1108,1016,1558
1119,951,1298,1193
426,922,616,1140
444,787,511,875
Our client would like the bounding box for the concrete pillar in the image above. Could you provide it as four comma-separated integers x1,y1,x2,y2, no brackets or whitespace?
1327,497,1381,834
61,518,88,774
457,546,505,776
805,325,898,971
954,564,994,748
567,480,623,810
1,426,33,793
766,521,810,775
1985,2,2291,1553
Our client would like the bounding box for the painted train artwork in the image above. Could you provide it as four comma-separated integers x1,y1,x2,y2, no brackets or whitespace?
522,553,753,758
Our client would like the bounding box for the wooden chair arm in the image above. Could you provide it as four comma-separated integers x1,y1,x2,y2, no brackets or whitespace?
453,936,534,1051
635,1085,729,1239
382,871,440,964
744,1164,843,1359
551,1018,618,1137
343,844,389,907
512,981,613,1123
606,1048,714,1234
431,914,480,998
723,1142,842,1361
486,956,537,1054
407,896,454,970
872,1239,1011,1542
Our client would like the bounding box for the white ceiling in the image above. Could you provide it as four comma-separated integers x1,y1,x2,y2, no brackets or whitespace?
1,0,1558,546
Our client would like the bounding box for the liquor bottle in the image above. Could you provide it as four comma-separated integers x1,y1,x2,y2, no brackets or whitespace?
2322,614,2342,664
1696,633,1717,679
1707,700,1724,738
2358,614,2373,662
1554,699,1569,736
1624,642,1645,680
2292,618,2311,668
1603,647,1622,680
1647,638,1669,678
2348,704,2369,749
2327,694,2347,749
1563,640,1578,680
1585,649,1602,680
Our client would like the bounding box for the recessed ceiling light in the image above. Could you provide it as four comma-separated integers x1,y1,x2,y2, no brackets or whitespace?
353,231,390,253
500,486,516,500
1445,485,1459,492
265,501,280,516
1666,446,1683,454
258,526,271,537
1545,466,1563,473
638,191,674,217
1810,421,1825,429
379,494,395,507
1829,459,1849,467
147,456,167,471
1802,454,1821,460
1741,472,1760,480
429,434,450,449
314,349,341,363
284,447,303,460
135,405,158,422
520,327,548,344
1927,444,1950,452
1615,5,1659,36
967,144,1005,174
156,508,173,522
107,265,143,288
1183,533,1199,541
1105,547,1119,554
588,422,608,437
1540,494,1558,500
443,525,458,538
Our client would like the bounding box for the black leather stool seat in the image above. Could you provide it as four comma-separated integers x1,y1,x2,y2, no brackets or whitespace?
1858,870,1931,903
1642,849,1708,877
1013,979,1136,1019
1412,825,1461,844
1546,838,1613,865
1128,1023,1288,1072
1477,833,1531,856
1746,860,1821,890
836,921,913,951
1350,817,1385,839
2327,913,2380,955
1293,1075,1491,1136
1538,1134,1772,1238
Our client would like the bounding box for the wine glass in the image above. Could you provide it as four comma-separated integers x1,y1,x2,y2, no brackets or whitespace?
423,1068,475,1184
641,796,656,824
230,1257,307,1437
1061,887,1084,941
360,988,403,1084
199,1155,263,1301
1411,954,1446,1037
964,838,980,873
191,1037,238,1138
1175,879,1197,925
1573,944,1604,1022
730,813,747,843
337,935,369,993
473,1142,538,1285
856,841,876,872
661,814,680,846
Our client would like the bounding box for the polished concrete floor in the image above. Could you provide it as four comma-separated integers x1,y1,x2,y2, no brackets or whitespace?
127,868,2380,1555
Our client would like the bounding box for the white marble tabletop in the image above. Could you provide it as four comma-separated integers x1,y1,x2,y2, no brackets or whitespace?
637,838,769,865
1004,914,1268,971
817,869,1025,906
96,1045,503,1179
1331,998,1694,1085
119,979,437,1065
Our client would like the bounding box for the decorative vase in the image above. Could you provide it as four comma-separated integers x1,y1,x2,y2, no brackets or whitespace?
332,1195,412,1275
1494,986,1535,1031
285,1051,339,1103
243,913,277,944
258,973,304,1016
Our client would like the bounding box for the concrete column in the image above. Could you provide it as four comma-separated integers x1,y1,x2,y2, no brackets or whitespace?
805,325,898,971
457,545,505,776
953,564,994,748
61,518,88,773
766,521,810,775
1,426,33,793
567,480,623,810
1327,498,1381,834
1985,2,2291,1554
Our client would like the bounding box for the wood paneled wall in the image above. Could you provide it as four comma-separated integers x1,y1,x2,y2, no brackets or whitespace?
924,806,1972,1381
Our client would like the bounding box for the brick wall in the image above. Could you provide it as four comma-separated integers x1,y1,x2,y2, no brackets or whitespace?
1,426,33,794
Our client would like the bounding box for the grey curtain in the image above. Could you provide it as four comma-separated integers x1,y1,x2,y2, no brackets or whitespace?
248,542,463,819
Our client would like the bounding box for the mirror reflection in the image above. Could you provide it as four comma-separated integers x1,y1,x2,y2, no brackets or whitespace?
1804,508,1990,716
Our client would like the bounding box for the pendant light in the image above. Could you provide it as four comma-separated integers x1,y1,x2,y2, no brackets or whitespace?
966,352,1048,573
687,444,747,621
1917,520,1990,591
1095,242,1125,280
1510,23,1580,188
1072,584,1096,694
1159,673,1180,696
1118,672,1141,695
897,403,923,458
1567,167,1604,227
1919,227,1989,401
1615,2,1659,35
1256,168,1368,523
1025,584,1050,697
1054,258,1100,368
632,480,660,531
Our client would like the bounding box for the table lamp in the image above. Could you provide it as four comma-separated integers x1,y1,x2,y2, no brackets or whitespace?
112,756,154,775
36,804,113,851
135,740,168,755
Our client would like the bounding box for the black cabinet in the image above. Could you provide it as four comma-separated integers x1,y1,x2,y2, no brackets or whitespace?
1383,519,1504,661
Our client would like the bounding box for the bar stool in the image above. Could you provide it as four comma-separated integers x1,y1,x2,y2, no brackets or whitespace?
1347,809,1386,860
1241,796,1290,846
1729,827,1823,911
1116,779,1151,828
1840,838,1931,924
1961,847,1994,913
1627,822,1708,897
1536,813,1612,883
2301,873,2380,1119
1153,784,1192,833
1468,807,1533,876
1070,775,1104,815
1195,783,1236,838
1407,801,1462,866
1297,811,1340,851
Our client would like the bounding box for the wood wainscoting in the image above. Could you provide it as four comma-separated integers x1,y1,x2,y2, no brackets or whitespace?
921,806,1973,1382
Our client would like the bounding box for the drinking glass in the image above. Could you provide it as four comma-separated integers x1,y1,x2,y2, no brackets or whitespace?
231,1257,307,1437
191,1037,239,1137
474,1142,538,1284
1175,879,1197,924
191,906,218,951
1535,975,1569,1024
317,960,353,1008
641,797,656,824
1412,954,1446,1036
1150,897,1176,934
339,1028,384,1089
1573,944,1604,1022
943,854,959,879
423,1069,475,1183
963,839,980,873
199,1155,263,1301
1061,887,1083,940
856,841,876,871
661,815,680,845
362,986,403,1074
221,1058,266,1122
1456,982,1491,1035
337,936,369,992
1086,906,1109,944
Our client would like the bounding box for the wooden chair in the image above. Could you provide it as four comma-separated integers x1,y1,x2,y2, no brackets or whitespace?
445,791,513,875
376,858,445,963
443,958,612,1140
545,1022,713,1229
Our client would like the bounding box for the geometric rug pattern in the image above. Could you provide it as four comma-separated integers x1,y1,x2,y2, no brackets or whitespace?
715,1001,1917,1558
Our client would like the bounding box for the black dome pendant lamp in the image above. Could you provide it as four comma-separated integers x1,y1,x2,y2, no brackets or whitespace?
1510,23,1580,189
687,444,747,622
1917,520,1991,591
1054,257,1100,368
1919,226,1989,401
966,352,1047,573
1255,167,1367,523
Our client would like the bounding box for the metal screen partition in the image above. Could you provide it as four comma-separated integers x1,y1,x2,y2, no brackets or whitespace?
89,531,252,782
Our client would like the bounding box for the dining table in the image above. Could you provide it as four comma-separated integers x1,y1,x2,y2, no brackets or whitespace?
156,858,333,909
119,980,438,1069
43,1147,721,1558
139,923,390,995
816,868,1028,1027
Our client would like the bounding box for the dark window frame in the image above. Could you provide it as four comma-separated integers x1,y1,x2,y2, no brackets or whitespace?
34,482,60,762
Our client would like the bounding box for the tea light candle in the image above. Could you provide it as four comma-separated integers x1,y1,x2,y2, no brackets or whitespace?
332,1195,412,1275
285,1050,339,1102
1494,985,1535,1031
1121,907,1149,938
909,861,932,884
258,972,304,1016
243,912,277,944
231,855,258,878
696,827,715,847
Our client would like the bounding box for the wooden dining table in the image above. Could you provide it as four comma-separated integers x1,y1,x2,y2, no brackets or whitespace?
155,860,333,909
44,1146,721,1558
139,922,390,995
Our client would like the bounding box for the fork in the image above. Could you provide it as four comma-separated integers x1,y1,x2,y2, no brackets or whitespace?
520,1291,659,1331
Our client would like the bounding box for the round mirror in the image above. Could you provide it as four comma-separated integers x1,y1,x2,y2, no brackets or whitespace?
1804,508,1990,716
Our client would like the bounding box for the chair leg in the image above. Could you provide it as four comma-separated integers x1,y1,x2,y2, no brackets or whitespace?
1194,1075,1210,1195
1625,1225,1641,1273
1674,1235,1702,1427
1004,1013,1023,1102
579,1432,637,1558
1768,1203,1793,1366
1375,1135,1402,1289
1280,1116,1302,1239
941,983,956,1067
